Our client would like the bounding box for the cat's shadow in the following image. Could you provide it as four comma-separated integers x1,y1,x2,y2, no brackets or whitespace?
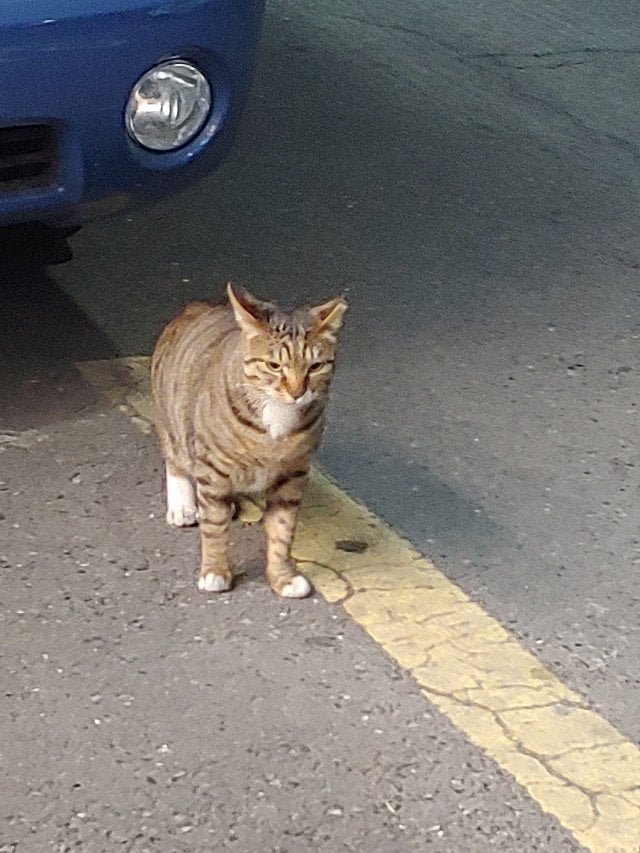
319,430,507,583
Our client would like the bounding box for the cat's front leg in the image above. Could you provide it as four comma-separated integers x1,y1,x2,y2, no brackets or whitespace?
196,479,234,593
264,470,311,599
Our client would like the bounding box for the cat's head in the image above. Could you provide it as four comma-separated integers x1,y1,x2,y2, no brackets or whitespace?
227,282,347,405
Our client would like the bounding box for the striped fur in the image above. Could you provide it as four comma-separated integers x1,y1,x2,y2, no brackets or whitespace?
151,282,347,598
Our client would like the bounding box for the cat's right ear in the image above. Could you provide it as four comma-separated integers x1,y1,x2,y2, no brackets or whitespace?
227,282,267,337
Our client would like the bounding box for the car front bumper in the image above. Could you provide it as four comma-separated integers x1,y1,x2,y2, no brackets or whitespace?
0,0,264,225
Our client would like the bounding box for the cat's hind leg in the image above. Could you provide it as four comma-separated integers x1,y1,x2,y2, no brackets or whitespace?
165,460,197,527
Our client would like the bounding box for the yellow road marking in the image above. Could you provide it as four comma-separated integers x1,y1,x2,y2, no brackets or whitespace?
78,357,640,853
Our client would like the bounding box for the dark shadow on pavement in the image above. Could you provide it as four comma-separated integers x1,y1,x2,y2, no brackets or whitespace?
318,429,509,580
0,225,118,430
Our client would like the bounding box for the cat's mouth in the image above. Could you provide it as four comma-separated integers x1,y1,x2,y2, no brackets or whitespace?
293,389,315,406
267,388,316,407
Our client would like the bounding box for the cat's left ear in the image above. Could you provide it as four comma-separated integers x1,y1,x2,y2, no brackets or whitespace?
227,282,269,336
309,296,348,336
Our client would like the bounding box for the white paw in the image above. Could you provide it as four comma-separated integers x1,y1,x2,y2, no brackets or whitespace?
280,575,311,599
197,572,233,593
165,464,196,527
166,505,197,527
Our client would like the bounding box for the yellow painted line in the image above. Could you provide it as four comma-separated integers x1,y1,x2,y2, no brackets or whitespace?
78,357,640,853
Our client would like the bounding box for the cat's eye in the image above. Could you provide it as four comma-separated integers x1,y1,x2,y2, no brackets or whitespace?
266,361,281,371
309,361,325,372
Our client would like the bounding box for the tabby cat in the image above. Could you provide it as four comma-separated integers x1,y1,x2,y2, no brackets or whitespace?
151,282,347,598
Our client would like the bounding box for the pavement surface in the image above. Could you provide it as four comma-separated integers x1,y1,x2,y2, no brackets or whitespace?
2,0,640,850
1,385,584,851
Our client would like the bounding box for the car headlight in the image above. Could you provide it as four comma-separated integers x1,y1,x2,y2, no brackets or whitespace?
125,60,211,152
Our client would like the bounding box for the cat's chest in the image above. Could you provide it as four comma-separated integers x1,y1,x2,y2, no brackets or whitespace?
261,399,303,440
228,402,310,494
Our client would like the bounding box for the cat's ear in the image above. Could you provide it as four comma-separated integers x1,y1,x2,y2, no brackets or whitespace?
309,296,348,336
227,282,269,336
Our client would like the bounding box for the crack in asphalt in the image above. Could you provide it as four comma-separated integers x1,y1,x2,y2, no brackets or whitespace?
471,46,640,61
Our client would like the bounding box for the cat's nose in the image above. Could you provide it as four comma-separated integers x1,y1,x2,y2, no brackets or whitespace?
285,377,308,399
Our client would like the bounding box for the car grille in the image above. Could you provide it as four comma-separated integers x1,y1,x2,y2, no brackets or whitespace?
0,125,58,193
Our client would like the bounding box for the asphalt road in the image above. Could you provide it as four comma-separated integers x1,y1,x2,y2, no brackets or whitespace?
2,0,640,849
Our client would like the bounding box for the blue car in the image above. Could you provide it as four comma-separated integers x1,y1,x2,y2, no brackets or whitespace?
0,0,264,226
